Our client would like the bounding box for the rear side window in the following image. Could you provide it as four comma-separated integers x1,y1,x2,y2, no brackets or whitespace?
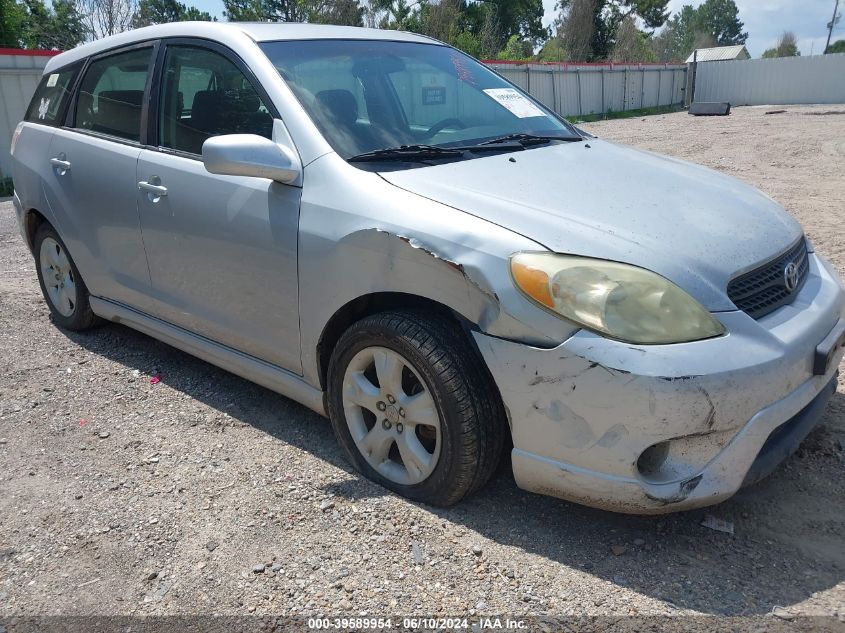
159,46,273,155
25,65,80,126
73,47,154,143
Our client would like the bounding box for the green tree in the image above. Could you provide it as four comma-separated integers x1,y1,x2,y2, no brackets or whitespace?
0,0,25,47
552,0,596,61
536,36,567,61
182,4,215,19
651,4,696,61
611,14,656,61
305,0,363,26
20,0,85,49
762,31,799,58
557,0,669,60
133,0,213,26
825,39,845,54
496,33,533,60
694,0,746,46
367,0,418,29
223,0,308,21
652,0,745,62
222,0,262,20
478,0,545,43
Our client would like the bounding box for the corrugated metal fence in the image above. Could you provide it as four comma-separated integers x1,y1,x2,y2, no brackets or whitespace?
482,61,688,118
694,53,845,106
0,50,56,183
3,51,844,184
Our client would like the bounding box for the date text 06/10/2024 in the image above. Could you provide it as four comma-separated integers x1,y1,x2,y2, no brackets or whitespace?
307,617,528,630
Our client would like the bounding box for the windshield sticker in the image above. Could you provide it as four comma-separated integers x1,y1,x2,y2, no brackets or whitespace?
422,86,446,105
46,73,59,88
483,88,545,118
450,53,475,84
38,98,50,119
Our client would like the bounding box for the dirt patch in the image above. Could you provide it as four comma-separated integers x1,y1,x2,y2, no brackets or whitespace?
0,105,843,622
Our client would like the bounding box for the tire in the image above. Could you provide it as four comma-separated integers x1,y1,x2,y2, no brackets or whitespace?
326,310,507,506
33,223,99,331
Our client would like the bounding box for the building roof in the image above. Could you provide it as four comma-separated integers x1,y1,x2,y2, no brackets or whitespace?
686,45,750,63
45,22,439,73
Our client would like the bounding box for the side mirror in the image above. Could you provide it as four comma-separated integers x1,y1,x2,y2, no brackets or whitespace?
202,134,301,184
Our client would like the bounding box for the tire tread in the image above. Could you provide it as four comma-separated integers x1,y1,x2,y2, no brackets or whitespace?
326,309,507,506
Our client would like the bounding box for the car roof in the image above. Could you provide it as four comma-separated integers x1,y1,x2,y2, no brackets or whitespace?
45,22,441,73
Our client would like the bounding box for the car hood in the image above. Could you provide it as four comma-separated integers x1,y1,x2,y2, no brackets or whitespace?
378,138,803,311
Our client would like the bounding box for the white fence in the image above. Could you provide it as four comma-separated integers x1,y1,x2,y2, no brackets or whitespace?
483,62,688,118
694,53,845,106
5,50,844,184
0,50,55,183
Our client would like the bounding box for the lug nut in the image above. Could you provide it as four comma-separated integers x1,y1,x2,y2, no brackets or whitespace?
396,423,403,433
382,419,391,430
376,401,386,411
399,408,405,417
387,394,396,404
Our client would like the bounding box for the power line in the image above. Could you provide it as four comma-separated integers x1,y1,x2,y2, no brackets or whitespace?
826,0,841,52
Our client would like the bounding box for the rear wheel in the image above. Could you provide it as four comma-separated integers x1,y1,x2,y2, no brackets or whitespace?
326,310,506,506
34,223,99,331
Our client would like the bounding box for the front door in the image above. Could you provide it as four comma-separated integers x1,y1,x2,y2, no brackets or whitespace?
137,42,302,373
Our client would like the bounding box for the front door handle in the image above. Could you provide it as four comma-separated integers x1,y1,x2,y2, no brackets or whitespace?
50,156,71,173
138,181,168,197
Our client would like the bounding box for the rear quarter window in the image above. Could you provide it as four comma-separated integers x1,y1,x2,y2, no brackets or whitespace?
25,65,80,126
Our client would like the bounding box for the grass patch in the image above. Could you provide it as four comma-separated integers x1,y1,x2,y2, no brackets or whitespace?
567,104,684,124
0,176,13,198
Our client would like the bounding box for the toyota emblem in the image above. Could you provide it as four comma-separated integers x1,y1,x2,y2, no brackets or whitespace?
783,262,799,292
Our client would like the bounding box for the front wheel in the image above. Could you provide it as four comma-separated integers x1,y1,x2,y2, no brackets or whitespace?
326,310,506,506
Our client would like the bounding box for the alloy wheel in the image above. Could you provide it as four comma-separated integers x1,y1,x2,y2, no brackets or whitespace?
39,237,76,317
342,346,442,486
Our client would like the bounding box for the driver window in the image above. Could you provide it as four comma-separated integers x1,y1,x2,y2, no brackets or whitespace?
386,61,500,138
285,57,369,125
160,45,273,155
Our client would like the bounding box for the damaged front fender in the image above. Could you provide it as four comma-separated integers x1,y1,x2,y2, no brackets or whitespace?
296,153,579,387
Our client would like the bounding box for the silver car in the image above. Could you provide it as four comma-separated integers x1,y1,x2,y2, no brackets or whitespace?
11,23,845,513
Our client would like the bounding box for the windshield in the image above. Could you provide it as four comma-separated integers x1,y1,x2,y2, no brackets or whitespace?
259,39,578,161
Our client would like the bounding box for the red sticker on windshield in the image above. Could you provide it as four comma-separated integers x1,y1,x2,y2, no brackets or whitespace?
451,52,475,85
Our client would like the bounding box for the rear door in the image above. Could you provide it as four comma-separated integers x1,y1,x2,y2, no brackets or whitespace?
45,43,157,311
11,63,81,231
137,40,302,373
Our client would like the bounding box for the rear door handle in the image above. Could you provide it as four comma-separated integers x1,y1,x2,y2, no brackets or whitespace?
138,181,168,197
50,157,71,172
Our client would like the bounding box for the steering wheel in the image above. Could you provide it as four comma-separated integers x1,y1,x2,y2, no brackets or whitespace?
422,117,467,139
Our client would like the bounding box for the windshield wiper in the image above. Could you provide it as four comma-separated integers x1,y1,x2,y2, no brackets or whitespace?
477,133,583,147
348,144,464,163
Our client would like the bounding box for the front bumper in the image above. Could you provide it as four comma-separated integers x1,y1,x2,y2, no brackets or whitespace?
474,253,845,514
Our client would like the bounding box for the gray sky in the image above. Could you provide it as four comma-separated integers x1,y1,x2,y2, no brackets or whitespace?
542,0,844,57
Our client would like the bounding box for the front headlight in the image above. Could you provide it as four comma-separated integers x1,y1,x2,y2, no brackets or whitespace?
510,252,725,344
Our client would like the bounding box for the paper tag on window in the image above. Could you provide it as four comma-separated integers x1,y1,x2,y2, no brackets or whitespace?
46,73,59,88
483,88,545,118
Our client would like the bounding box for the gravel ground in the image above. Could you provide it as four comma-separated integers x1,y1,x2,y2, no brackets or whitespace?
1,104,844,625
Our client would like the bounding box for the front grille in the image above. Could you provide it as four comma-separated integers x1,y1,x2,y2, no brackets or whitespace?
727,237,809,319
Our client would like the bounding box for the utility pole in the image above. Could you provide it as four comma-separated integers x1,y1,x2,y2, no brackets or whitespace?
827,0,841,53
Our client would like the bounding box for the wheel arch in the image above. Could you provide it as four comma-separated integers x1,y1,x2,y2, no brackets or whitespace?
23,208,50,252
316,292,470,391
